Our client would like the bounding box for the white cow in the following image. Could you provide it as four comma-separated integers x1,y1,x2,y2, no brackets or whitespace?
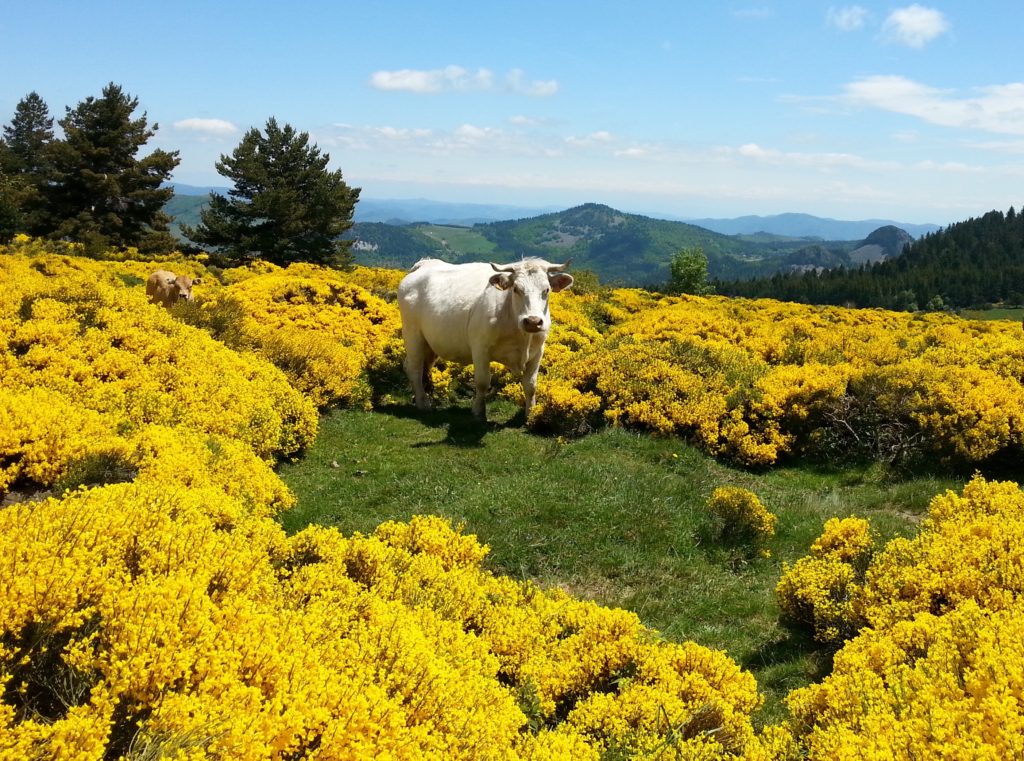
397,257,574,421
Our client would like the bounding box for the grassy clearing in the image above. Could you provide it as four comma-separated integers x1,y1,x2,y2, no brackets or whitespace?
959,306,1024,322
418,225,498,258
277,398,960,724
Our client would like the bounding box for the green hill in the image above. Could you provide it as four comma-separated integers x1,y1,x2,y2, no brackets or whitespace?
163,194,874,286
163,193,208,238
720,208,1024,310
342,203,850,285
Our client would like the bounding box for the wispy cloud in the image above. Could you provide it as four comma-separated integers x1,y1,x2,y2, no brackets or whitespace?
844,76,1024,135
172,118,239,136
826,5,869,32
881,4,950,48
370,66,493,93
731,7,773,20
565,131,614,148
728,142,897,171
506,69,559,96
369,66,557,96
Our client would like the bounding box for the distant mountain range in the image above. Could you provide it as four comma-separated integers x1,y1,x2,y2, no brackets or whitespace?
344,203,915,285
163,186,929,285
680,212,939,240
166,184,938,240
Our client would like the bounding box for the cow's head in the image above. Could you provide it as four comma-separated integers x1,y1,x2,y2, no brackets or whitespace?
489,259,573,334
166,274,201,302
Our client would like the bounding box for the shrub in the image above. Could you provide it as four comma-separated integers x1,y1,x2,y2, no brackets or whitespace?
775,517,874,645
706,486,777,558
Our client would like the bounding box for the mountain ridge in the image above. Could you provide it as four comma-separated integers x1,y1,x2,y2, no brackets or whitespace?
164,184,938,240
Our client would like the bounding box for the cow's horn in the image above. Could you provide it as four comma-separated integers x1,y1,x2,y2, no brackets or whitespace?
490,262,517,273
546,258,573,272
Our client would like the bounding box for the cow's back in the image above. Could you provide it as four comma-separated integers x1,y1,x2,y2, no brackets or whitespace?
146,270,175,307
398,261,497,364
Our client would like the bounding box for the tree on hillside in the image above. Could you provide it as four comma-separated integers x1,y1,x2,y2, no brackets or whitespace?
183,117,360,267
666,246,714,295
0,168,22,242
3,92,54,176
42,83,180,252
0,91,55,237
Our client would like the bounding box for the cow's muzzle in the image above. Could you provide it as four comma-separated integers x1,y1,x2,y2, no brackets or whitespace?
522,316,544,333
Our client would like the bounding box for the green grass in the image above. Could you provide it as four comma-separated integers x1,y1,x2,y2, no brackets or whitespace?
959,306,1024,322
276,398,961,725
418,225,498,258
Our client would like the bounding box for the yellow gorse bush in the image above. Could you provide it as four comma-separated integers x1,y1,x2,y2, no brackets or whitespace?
0,252,316,511
776,517,875,645
706,486,777,558
0,487,773,759
532,290,1024,466
783,477,1024,759
6,240,1024,758
0,243,777,758
198,264,402,408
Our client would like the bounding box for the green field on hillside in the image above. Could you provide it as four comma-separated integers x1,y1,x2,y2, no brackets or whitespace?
418,224,499,258
278,399,960,724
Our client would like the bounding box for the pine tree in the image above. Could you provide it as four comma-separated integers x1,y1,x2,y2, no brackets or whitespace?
4,92,53,173
183,117,360,267
43,83,180,252
0,165,22,242
1,92,55,237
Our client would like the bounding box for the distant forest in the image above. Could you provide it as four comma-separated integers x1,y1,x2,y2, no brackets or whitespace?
718,208,1024,311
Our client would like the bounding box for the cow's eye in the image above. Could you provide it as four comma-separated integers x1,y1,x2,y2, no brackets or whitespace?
513,284,524,295
542,289,550,299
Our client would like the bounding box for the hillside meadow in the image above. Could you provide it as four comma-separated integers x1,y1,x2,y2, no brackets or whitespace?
2,235,1024,759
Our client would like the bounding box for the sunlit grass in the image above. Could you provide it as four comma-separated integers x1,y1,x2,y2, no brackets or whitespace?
277,398,960,723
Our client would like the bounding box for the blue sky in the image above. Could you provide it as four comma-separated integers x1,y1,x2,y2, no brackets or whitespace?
3,1,1023,224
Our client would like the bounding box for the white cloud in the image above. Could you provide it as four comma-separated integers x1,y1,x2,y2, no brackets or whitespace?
970,139,1024,155
615,147,650,159
565,131,614,148
454,124,501,141
172,118,239,136
369,66,493,93
729,142,896,170
881,5,950,48
826,5,868,32
506,69,559,97
369,66,557,96
844,75,1024,135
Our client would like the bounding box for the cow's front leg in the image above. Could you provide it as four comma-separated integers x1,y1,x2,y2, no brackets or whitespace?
521,339,546,412
471,349,492,421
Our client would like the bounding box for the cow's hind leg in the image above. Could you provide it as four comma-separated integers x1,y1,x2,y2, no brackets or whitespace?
471,347,491,421
403,329,434,410
421,346,436,396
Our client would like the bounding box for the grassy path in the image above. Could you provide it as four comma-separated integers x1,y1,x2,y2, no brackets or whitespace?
277,400,959,723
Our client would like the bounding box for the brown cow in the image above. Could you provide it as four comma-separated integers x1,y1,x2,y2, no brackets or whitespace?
146,270,201,308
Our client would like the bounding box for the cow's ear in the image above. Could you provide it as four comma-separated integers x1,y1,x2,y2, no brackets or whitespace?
191,277,202,285
549,273,574,293
489,272,513,290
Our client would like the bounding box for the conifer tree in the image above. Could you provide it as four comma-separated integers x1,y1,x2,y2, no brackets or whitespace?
1,91,55,237
0,166,22,242
183,117,360,267
3,92,54,176
43,83,179,252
